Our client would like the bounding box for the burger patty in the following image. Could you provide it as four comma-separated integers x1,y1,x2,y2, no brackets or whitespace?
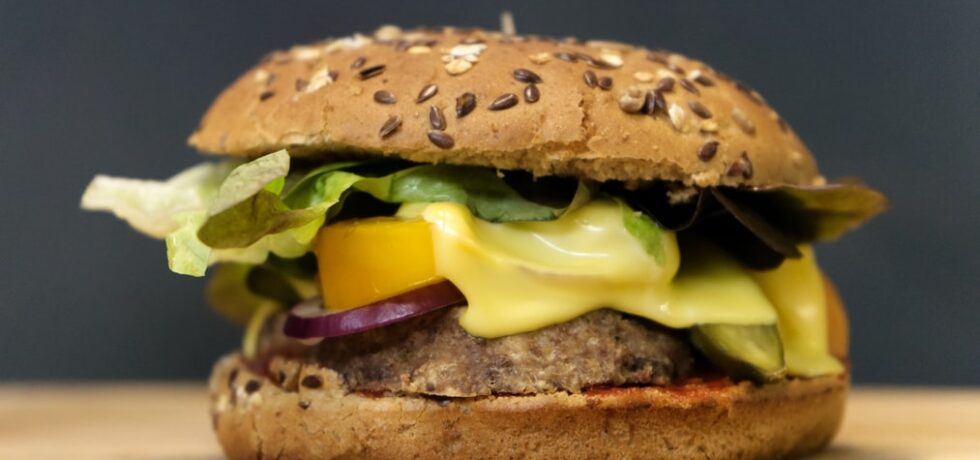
300,307,693,397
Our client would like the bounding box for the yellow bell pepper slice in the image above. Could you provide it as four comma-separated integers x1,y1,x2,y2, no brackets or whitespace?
314,218,442,312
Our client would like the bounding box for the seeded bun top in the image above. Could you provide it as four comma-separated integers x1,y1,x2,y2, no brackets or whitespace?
189,25,821,187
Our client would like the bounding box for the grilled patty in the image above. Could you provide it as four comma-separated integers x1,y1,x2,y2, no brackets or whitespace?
273,307,693,397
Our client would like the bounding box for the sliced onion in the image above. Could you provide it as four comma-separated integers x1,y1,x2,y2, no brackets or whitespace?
283,281,465,339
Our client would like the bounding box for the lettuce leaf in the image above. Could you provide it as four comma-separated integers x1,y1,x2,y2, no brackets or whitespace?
747,183,888,241
165,211,211,276
81,162,232,237
355,165,565,222
209,150,290,215
619,200,666,266
197,164,566,251
84,149,574,276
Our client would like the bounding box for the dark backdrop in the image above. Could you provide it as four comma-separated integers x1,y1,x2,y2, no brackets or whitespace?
2,1,978,384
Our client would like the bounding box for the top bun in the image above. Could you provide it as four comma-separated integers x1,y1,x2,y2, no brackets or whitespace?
189,26,820,187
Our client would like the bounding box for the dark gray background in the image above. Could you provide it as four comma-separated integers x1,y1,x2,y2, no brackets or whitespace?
2,1,978,384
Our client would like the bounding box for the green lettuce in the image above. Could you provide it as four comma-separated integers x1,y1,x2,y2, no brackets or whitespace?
165,150,305,276
197,163,567,252
84,151,577,277
80,161,233,237
619,199,667,266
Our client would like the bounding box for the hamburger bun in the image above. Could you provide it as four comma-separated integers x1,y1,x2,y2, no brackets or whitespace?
210,354,846,460
189,26,820,188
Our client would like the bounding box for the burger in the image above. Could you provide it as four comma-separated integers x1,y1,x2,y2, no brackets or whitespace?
81,25,886,459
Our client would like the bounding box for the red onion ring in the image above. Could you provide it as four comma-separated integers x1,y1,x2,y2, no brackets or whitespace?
283,281,465,339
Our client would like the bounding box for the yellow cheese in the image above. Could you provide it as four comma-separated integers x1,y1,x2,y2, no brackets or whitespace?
751,247,844,376
421,200,778,337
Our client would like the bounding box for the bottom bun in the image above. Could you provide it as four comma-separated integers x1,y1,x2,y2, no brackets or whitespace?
209,353,846,460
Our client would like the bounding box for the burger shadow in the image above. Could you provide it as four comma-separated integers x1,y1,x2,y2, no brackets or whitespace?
802,444,919,460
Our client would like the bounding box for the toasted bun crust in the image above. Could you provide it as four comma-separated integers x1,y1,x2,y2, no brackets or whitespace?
190,26,820,187
210,354,846,460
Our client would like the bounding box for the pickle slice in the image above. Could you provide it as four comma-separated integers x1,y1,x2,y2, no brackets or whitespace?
691,324,786,382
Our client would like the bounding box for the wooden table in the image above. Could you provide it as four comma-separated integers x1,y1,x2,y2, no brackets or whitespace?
0,384,977,459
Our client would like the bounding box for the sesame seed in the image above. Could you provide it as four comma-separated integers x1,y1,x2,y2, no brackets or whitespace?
358,64,385,80
488,93,519,110
379,115,402,139
692,71,714,86
298,400,311,410
573,51,608,68
294,78,309,91
416,84,438,103
429,106,446,130
776,116,790,132
655,77,675,93
643,90,667,115
633,71,655,82
293,47,322,62
583,70,598,88
228,369,239,388
394,40,411,51
668,62,686,75
278,371,287,384
513,68,543,84
524,84,540,103
328,70,339,81
668,103,686,130
597,76,613,91
731,107,756,134
375,25,402,40
350,56,366,69
244,380,261,394
529,52,552,64
618,89,645,113
697,141,719,161
599,52,623,68
688,100,713,118
700,120,719,133
643,91,657,114
575,52,598,66
679,79,700,95
456,92,476,118
555,52,578,62
726,152,754,179
258,90,275,101
448,42,486,58
445,58,473,75
373,90,396,104
427,131,455,149
646,52,669,65
301,375,324,389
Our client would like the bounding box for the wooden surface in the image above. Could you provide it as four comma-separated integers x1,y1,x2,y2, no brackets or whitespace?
0,384,978,459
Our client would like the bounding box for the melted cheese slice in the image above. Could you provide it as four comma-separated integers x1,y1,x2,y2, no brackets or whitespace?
751,247,844,376
421,200,776,334
416,199,840,377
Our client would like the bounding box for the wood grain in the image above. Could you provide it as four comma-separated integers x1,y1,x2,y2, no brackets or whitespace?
0,384,977,459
